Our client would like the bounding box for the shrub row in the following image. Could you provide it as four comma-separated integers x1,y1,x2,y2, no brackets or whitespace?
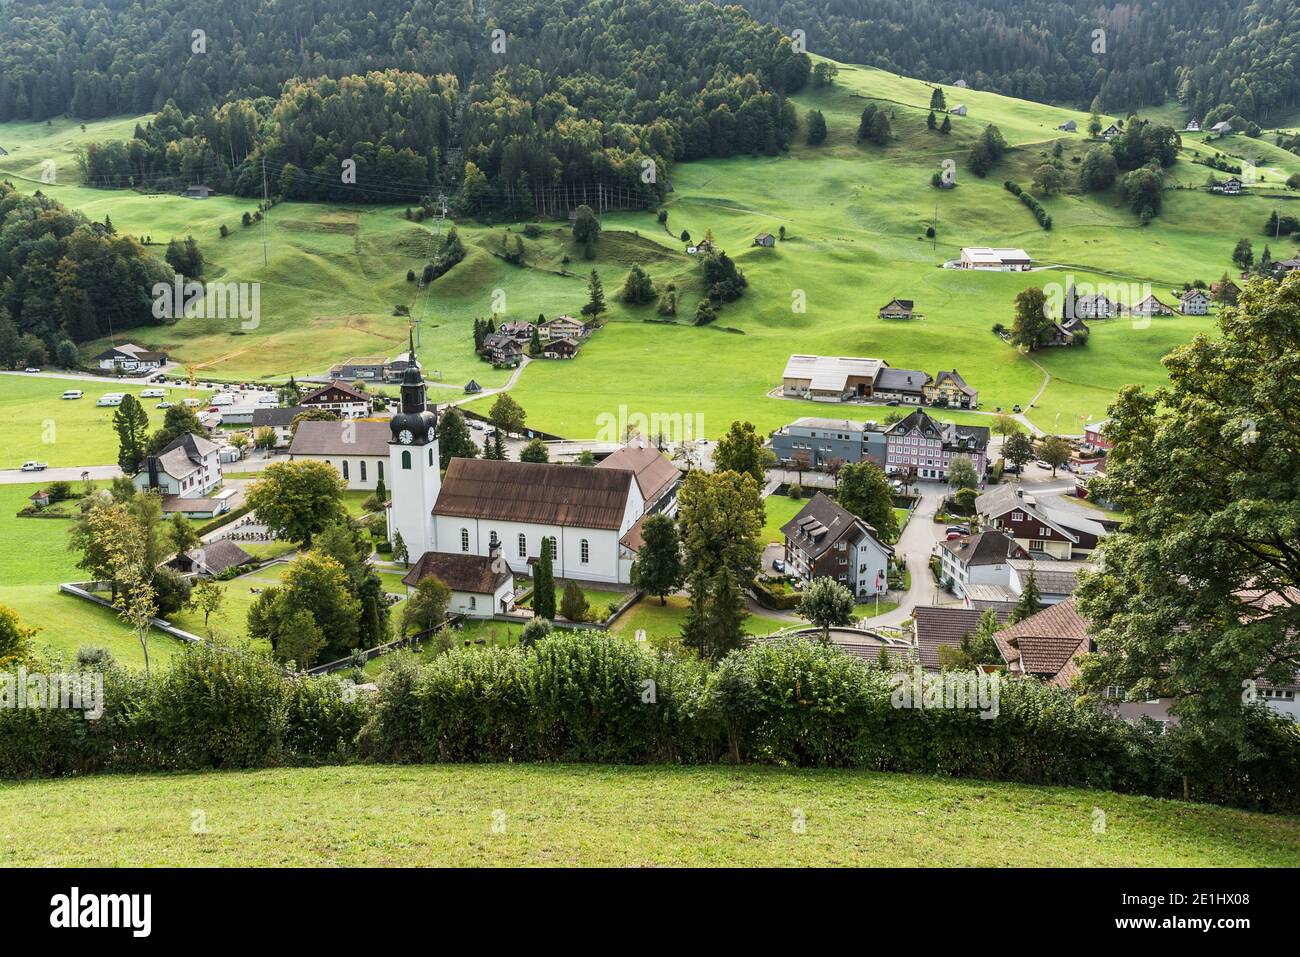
3,635,1298,813
1005,180,1053,229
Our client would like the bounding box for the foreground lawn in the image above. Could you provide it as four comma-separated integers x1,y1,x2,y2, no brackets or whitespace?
0,763,1295,866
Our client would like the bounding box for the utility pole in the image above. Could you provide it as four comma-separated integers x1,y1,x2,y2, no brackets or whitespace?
261,156,269,267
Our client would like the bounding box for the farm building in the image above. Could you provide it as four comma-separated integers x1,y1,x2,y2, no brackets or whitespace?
873,368,931,405
877,298,915,319
950,104,968,116
1057,120,1077,132
959,247,1031,270
1128,293,1175,317
781,354,888,402
926,369,978,408
754,233,776,247
1180,289,1211,315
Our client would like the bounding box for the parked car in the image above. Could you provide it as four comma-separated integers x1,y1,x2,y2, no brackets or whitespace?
20,461,47,472
772,558,786,573
156,401,173,409
945,525,970,536
60,389,84,400
1012,404,1022,413
945,530,966,540
150,373,168,383
23,367,40,374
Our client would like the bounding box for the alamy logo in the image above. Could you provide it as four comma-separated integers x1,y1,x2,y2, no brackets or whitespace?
152,275,261,329
49,888,152,937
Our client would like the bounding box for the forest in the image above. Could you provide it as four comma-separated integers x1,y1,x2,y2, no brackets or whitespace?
731,0,1300,122
7,0,808,212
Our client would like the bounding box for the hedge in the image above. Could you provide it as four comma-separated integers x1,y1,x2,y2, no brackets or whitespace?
196,503,253,536
2,635,1298,814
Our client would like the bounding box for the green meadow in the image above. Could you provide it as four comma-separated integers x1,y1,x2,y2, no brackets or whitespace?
2,763,1296,866
4,58,1290,448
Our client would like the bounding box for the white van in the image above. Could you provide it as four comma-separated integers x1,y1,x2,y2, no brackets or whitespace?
141,388,166,398
182,397,203,408
210,393,235,406
61,389,84,400
96,393,125,407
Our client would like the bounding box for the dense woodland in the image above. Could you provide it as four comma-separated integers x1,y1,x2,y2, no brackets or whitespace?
6,0,808,212
0,183,172,359
732,0,1300,122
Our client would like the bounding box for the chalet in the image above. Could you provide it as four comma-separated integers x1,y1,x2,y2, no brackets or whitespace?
299,380,373,418
134,433,226,516
1101,123,1122,140
911,605,1012,671
937,530,1029,599
541,337,580,360
498,320,536,342
403,547,515,618
877,298,915,319
1212,177,1242,194
1179,288,1211,315
884,409,989,481
873,367,931,405
976,484,1108,559
464,379,482,395
1043,317,1088,347
993,598,1091,686
1211,278,1241,303
926,369,978,408
1210,121,1233,135
1072,292,1117,319
1008,558,1092,606
539,315,588,340
289,419,390,491
770,418,888,470
1128,293,1175,317
1270,257,1300,275
185,185,211,199
781,492,893,598
250,405,307,447
1058,120,1077,132
959,247,1031,271
1184,119,1201,132
168,540,255,578
782,354,887,402
482,333,524,365
950,104,968,116
94,343,167,373
754,232,776,247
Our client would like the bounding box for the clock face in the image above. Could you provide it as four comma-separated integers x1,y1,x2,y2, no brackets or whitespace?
399,429,414,445
427,427,435,443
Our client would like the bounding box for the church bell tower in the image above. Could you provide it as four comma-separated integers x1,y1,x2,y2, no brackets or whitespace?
387,330,440,559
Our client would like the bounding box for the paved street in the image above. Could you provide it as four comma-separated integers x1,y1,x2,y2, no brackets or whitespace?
862,482,949,627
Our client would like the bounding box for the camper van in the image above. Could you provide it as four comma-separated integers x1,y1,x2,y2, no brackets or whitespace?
96,393,125,407
61,389,84,400
182,397,203,408
141,388,166,398
210,393,235,406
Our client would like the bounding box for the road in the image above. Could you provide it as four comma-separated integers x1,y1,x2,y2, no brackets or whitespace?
0,464,123,485
861,483,949,627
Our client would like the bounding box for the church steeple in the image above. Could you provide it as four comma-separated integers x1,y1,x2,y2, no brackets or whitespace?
390,327,437,445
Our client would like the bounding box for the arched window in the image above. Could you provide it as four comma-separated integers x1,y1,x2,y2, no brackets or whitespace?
460,528,469,552
401,450,411,470
518,533,527,558
342,460,349,481
360,460,367,482
580,539,589,564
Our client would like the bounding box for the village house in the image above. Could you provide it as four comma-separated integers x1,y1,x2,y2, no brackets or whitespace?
94,343,167,373
167,540,255,578
782,354,888,402
250,405,307,447
1072,292,1117,319
482,333,524,366
958,247,1031,271
498,319,536,342
289,419,389,491
1210,120,1233,135
781,492,893,598
754,232,776,247
1211,177,1242,194
911,605,1012,671
324,356,390,382
1128,293,1175,317
769,417,888,470
1101,123,1122,140
1058,119,1077,132
1008,558,1093,606
1270,257,1300,275
1043,316,1089,347
541,337,580,360
937,530,1029,598
1179,289,1212,315
1083,418,1112,452
134,432,228,517
975,484,1109,559
539,315,589,340
926,369,978,408
1211,278,1240,303
402,546,515,618
884,409,989,481
873,367,932,405
1184,118,1201,132
299,380,373,418
877,298,915,319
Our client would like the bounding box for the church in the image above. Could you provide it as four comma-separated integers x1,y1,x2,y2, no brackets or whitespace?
384,338,680,601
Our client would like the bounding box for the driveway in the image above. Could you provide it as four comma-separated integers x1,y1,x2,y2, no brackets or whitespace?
861,483,949,627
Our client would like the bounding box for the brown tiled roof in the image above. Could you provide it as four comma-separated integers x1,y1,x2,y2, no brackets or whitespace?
301,379,370,403
402,550,511,594
619,513,648,551
939,530,1028,567
186,539,254,574
433,459,634,530
289,419,389,457
993,598,1091,679
912,605,1010,670
596,440,680,504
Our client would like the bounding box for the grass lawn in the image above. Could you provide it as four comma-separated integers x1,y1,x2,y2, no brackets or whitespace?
0,483,186,669
1,762,1295,866
165,562,294,650
761,492,805,544
516,581,632,621
610,594,790,643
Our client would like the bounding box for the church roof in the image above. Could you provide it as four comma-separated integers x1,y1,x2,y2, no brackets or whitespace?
595,440,679,505
433,459,635,530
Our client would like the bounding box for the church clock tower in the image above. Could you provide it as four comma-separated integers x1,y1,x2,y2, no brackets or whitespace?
387,330,440,559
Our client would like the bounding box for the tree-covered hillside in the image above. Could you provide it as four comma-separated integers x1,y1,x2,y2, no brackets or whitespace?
731,0,1300,122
